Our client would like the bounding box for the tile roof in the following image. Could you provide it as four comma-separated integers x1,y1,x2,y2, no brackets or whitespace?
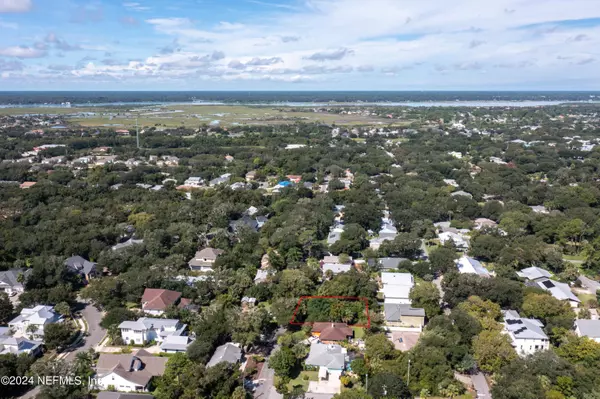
312,323,353,341
141,289,182,311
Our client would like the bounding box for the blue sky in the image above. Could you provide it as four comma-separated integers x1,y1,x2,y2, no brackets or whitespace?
0,0,599,90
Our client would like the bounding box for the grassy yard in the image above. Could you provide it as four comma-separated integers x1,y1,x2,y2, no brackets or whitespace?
577,293,596,303
287,370,318,391
353,327,366,339
563,254,586,261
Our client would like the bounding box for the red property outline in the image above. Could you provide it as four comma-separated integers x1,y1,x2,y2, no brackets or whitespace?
289,295,371,328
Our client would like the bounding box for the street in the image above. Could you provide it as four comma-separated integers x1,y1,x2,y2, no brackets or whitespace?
63,302,105,361
18,302,105,399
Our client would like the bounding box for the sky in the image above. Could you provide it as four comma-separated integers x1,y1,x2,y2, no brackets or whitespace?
0,0,599,90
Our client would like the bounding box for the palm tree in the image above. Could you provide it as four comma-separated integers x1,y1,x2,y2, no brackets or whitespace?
26,324,38,340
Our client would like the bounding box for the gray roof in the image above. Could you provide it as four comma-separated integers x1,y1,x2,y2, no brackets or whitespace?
112,238,144,251
451,190,473,198
503,310,548,340
327,230,342,245
383,303,425,321
305,343,345,370
322,263,352,274
575,319,600,338
206,343,242,368
254,269,270,283
64,256,97,275
0,268,30,289
160,335,193,351
0,336,43,355
535,278,580,303
516,266,551,282
577,276,600,292
378,257,409,270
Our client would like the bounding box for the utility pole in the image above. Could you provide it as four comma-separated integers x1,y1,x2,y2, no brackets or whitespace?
407,358,411,386
136,116,140,149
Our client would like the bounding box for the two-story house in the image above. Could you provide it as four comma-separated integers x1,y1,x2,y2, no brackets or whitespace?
188,247,224,272
118,317,187,345
8,305,62,340
502,310,549,356
94,349,168,392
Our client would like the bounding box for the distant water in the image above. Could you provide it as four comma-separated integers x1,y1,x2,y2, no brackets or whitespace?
0,100,596,108
0,91,599,108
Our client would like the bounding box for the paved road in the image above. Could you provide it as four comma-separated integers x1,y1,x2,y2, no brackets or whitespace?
472,372,492,399
18,302,104,399
64,302,105,361
254,354,282,399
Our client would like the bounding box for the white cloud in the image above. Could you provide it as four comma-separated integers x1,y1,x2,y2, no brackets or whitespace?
0,46,46,58
0,0,32,13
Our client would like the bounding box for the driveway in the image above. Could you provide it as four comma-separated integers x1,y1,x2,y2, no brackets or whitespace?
472,372,492,399
254,351,282,399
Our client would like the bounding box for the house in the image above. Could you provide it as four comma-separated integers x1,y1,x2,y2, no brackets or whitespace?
321,255,353,275
94,349,168,392
377,257,409,271
0,268,31,295
224,154,234,162
305,342,347,372
502,310,549,356
118,317,187,345
574,320,600,343
438,231,469,250
64,255,97,281
311,323,353,343
209,173,232,187
380,273,414,304
20,182,37,189
443,178,459,187
450,190,473,199
141,289,189,316
8,305,62,339
473,218,497,230
516,266,552,282
188,247,224,272
535,279,580,308
206,342,242,368
229,216,259,233
160,335,195,353
0,328,42,356
183,176,204,187
456,256,491,277
530,205,549,214
245,170,257,181
383,304,425,331
369,236,395,250
286,175,302,184
241,297,257,310
254,269,272,284
577,275,600,294
112,238,144,251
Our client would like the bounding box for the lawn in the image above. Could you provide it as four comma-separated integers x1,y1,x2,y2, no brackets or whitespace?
577,293,596,303
353,327,366,339
563,254,586,261
287,370,318,391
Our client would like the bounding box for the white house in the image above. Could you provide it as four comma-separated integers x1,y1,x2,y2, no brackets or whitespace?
0,268,30,295
535,279,580,308
380,272,414,304
94,349,168,392
575,320,600,343
438,231,469,250
456,256,491,277
0,327,42,356
8,305,62,339
118,318,187,346
188,247,224,272
502,310,549,356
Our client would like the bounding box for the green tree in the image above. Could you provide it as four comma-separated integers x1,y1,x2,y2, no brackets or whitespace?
0,292,14,324
270,348,297,378
472,329,517,373
54,302,71,318
100,307,137,329
44,323,75,350
409,282,441,319
365,334,397,361
367,373,411,399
